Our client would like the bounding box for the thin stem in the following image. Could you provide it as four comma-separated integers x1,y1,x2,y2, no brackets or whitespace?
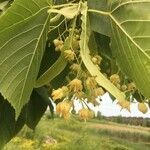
76,60,83,79
81,100,85,108
49,18,66,33
58,28,62,40
88,9,110,16
82,100,91,110
65,18,68,31
138,91,144,102
58,30,68,39
52,3,78,9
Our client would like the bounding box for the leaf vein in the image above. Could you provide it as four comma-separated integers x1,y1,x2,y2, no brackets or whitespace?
111,0,150,13
19,14,50,105
120,20,150,25
0,39,38,66
0,7,48,34
4,66,28,94
0,24,43,50
15,3,33,15
109,14,150,60
0,53,33,85
32,0,40,9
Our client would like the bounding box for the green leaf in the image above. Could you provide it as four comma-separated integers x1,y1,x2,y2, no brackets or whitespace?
0,87,50,148
35,54,67,87
88,0,150,98
35,32,75,87
37,42,61,78
20,87,49,130
87,0,111,36
93,32,112,60
80,2,125,102
15,87,51,133
92,32,119,75
50,65,70,90
0,0,51,118
0,94,15,149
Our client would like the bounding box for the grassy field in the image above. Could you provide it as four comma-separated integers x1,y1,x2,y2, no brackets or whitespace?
4,115,150,150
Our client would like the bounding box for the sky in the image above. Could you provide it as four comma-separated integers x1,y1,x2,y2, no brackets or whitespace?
50,92,150,118
73,93,150,118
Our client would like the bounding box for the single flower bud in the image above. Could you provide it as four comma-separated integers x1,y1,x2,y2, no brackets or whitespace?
118,100,130,112
70,63,80,72
64,49,75,61
110,74,120,84
138,103,148,114
95,55,102,65
127,82,136,91
53,39,63,47
69,79,83,92
62,86,69,97
121,84,127,91
55,44,63,52
91,55,102,65
94,87,105,97
75,91,85,99
78,108,94,121
51,88,64,100
56,101,71,119
91,57,98,65
86,77,97,89
72,38,79,50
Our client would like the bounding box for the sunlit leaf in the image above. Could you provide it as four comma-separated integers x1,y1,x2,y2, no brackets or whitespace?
0,0,51,118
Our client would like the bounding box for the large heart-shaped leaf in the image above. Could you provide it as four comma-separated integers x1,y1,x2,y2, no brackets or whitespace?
0,0,51,117
88,0,150,98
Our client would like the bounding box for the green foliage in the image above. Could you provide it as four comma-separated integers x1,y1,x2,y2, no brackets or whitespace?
4,117,150,150
80,2,125,102
0,0,51,118
0,94,15,149
88,0,150,98
35,33,74,87
0,87,51,149
19,87,49,130
0,0,150,147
